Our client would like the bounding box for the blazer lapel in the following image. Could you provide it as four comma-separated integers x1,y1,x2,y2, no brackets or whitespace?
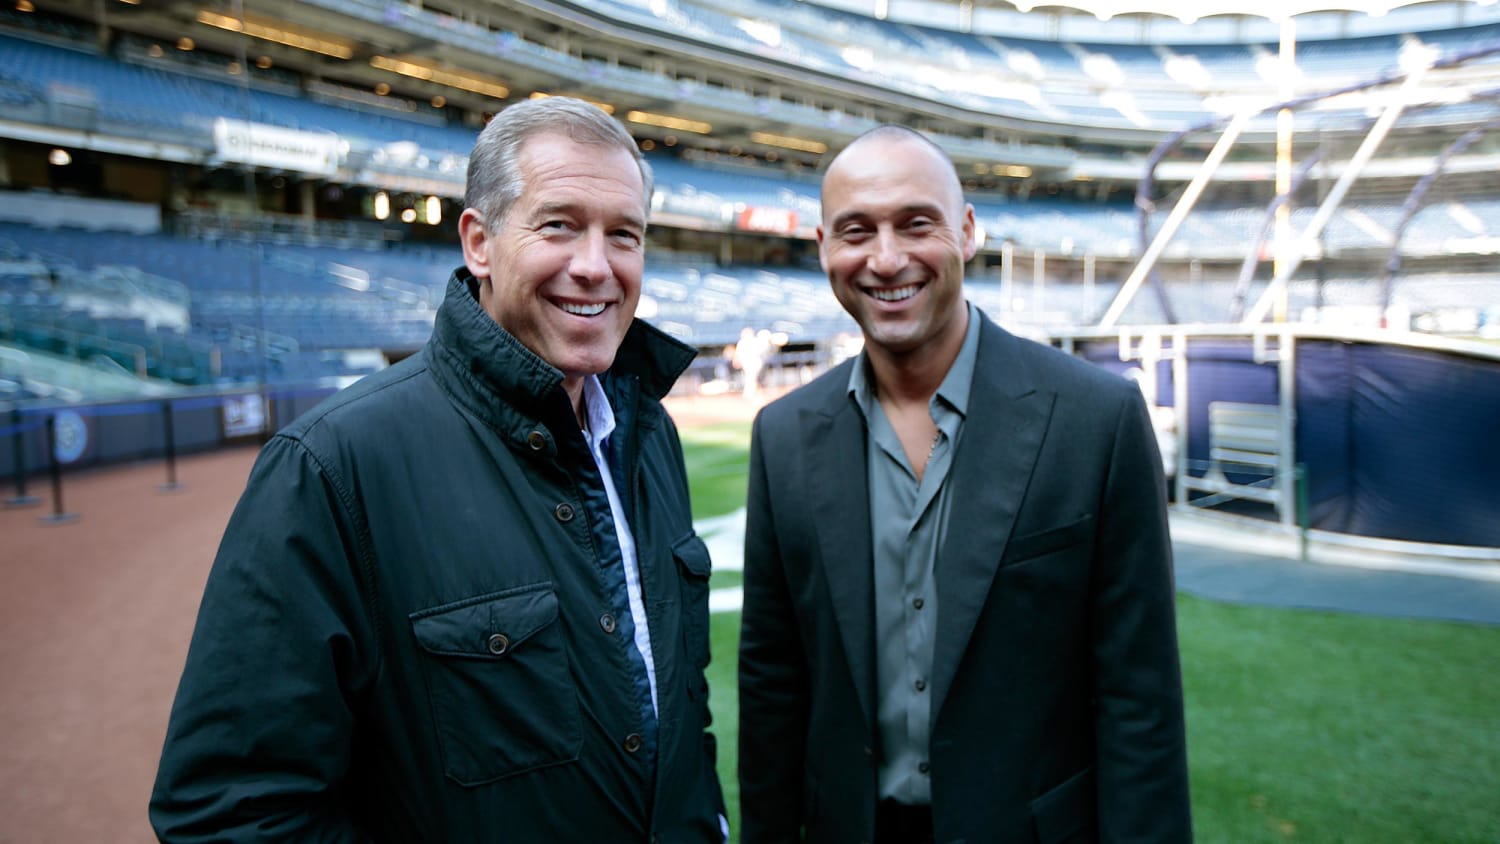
804,398,877,730
930,322,1055,723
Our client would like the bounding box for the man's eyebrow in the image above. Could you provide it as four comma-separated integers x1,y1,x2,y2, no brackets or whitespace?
529,200,646,230
829,203,945,229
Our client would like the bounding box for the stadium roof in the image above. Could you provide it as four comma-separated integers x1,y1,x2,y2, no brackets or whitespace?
887,0,1488,23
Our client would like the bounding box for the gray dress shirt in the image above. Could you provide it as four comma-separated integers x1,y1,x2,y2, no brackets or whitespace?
847,302,982,806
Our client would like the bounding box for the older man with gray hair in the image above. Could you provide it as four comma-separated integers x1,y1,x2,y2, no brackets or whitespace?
152,96,727,842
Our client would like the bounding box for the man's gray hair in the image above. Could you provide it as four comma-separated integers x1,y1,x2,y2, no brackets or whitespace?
464,96,653,229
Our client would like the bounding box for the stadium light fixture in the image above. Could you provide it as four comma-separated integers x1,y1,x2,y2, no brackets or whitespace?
370,55,509,99
425,195,442,225
16,0,33,12
400,208,418,224
529,91,615,115
48,148,71,166
196,11,354,60
373,191,390,221
749,131,828,154
626,111,712,134
1002,165,1033,178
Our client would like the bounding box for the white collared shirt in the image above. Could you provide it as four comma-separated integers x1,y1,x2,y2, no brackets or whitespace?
580,374,658,715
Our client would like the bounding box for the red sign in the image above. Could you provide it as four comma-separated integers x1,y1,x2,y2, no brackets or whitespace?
735,206,798,235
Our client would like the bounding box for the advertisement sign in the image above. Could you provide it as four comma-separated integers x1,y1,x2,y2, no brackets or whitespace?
735,206,798,235
213,118,342,177
222,394,266,439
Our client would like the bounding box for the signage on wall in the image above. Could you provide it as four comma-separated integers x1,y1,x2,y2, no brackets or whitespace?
213,118,341,177
52,410,88,464
735,206,798,235
222,394,266,439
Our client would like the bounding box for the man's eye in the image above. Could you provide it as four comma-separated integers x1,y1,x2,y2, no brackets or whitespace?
540,220,571,232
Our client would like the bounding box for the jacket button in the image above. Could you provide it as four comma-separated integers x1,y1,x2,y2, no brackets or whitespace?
527,430,546,451
914,678,926,692
912,596,925,610
623,733,643,753
554,502,574,522
599,612,617,634
486,633,509,655
918,761,930,774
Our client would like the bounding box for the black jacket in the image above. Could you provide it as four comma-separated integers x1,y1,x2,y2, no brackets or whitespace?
739,311,1190,843
152,270,725,842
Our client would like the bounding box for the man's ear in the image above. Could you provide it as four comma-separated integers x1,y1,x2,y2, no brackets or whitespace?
458,208,491,279
816,224,830,273
961,203,979,262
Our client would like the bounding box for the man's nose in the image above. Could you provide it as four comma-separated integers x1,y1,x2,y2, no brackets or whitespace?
570,230,612,284
868,230,907,277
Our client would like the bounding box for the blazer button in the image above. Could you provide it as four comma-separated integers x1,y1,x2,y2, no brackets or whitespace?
554,502,574,522
486,633,509,655
918,761,930,774
599,612,617,634
623,733,644,753
527,430,546,451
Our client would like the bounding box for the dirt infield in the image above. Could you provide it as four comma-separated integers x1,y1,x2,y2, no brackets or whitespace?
0,446,262,843
0,394,760,843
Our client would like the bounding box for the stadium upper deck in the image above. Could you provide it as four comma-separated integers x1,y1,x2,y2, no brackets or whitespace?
5,0,1500,395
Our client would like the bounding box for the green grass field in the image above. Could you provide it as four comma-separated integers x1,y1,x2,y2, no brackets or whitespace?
680,423,1500,843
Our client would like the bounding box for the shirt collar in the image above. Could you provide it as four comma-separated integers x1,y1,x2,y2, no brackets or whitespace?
848,300,983,419
582,373,617,444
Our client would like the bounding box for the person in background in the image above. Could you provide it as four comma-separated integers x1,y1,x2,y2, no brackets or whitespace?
738,125,1191,844
151,96,726,843
732,326,769,402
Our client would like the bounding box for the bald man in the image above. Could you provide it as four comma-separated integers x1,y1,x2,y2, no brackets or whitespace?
738,126,1191,844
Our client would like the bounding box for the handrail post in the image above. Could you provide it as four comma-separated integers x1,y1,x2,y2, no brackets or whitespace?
1296,462,1310,562
5,407,40,507
39,415,79,525
160,399,183,492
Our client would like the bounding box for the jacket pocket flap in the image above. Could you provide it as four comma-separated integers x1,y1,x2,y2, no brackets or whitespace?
1003,513,1094,565
672,533,712,579
1030,766,1096,842
410,583,558,659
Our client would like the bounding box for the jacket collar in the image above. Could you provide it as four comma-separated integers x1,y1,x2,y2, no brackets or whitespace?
426,267,697,449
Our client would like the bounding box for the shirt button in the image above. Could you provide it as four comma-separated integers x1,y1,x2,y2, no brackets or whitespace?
527,430,546,451
554,502,574,522
599,612,617,634
914,678,927,692
918,761,930,774
912,597,925,610
486,633,509,655
623,733,644,753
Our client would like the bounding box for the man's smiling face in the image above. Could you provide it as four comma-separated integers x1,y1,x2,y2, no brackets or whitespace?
460,131,646,394
817,134,976,360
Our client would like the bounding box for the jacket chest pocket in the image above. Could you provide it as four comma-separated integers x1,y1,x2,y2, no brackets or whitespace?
409,583,582,787
673,534,713,678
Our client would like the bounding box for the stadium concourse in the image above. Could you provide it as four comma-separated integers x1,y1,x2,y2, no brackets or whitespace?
2,391,1497,842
